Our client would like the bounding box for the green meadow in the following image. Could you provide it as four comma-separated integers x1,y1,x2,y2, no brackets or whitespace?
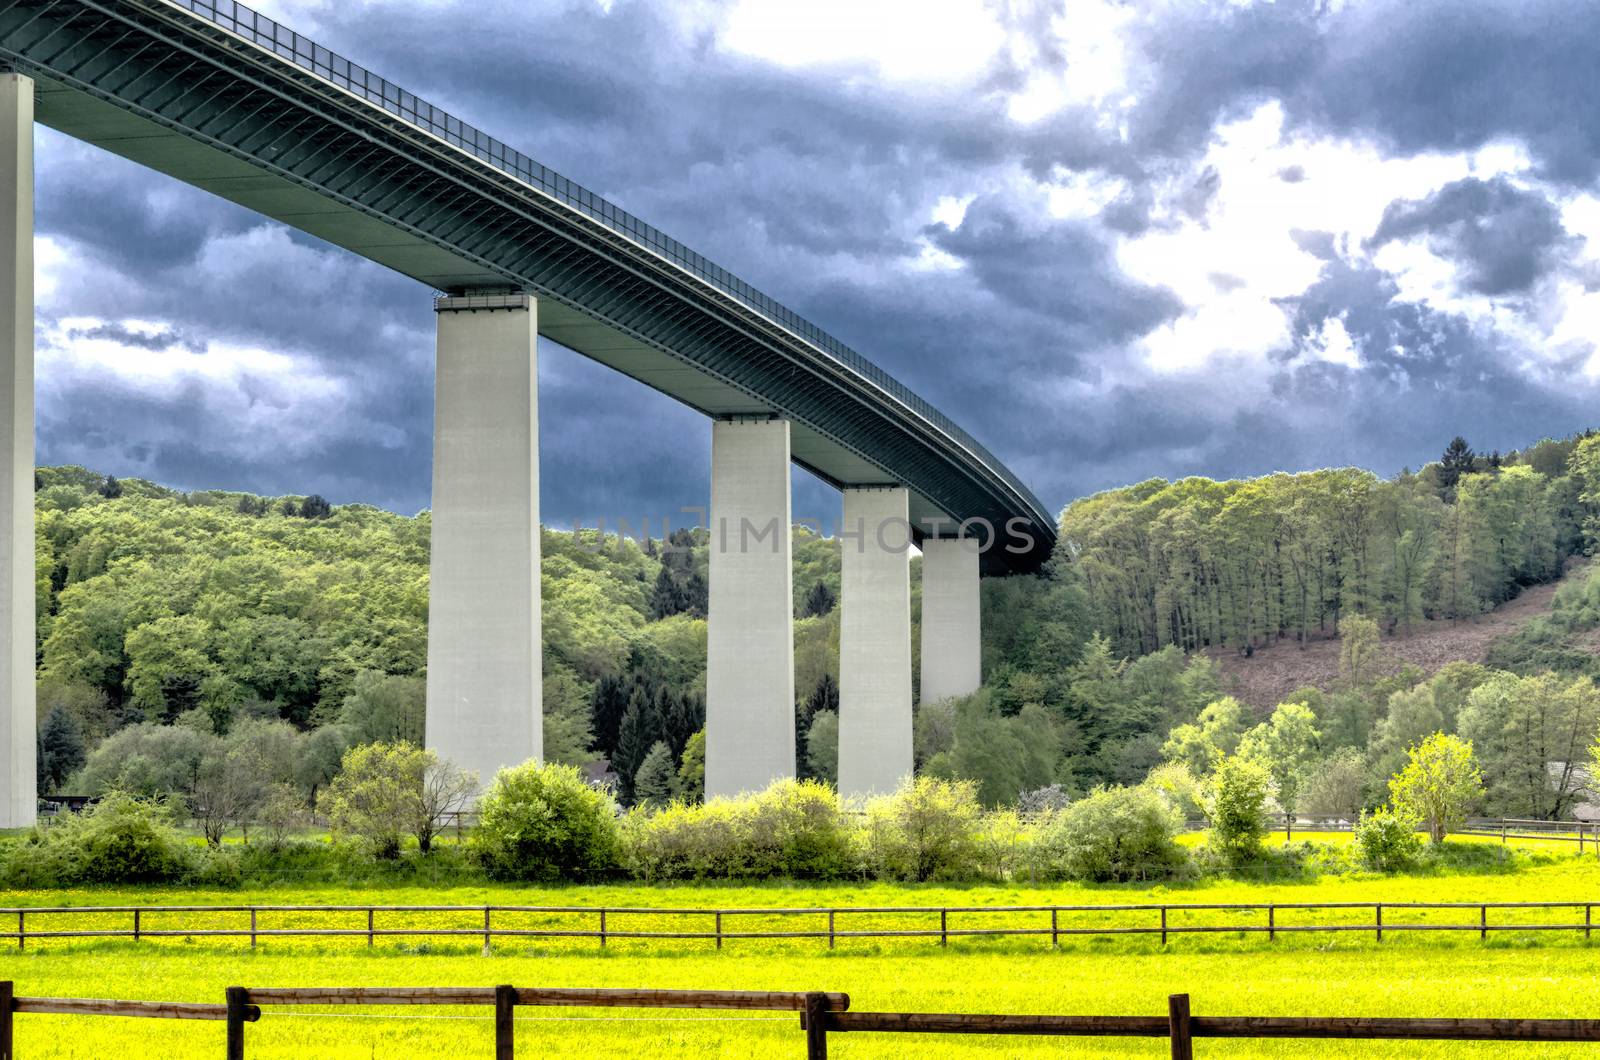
7,848,1600,1057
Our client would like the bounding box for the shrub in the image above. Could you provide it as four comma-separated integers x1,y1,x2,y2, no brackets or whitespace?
1206,754,1271,867
1354,808,1423,871
319,742,427,859
743,779,855,879
0,793,192,886
620,779,854,881
621,799,748,881
1031,785,1187,882
473,761,621,881
862,776,982,881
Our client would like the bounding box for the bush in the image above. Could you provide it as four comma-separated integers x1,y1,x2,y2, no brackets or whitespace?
0,793,193,886
1354,808,1423,871
621,799,748,881
1030,785,1187,882
319,742,428,859
473,761,621,882
621,779,855,881
743,779,855,878
862,776,982,881
1206,754,1271,867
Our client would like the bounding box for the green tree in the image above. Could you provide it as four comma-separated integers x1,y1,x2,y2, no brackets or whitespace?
336,671,425,746
1388,733,1483,843
633,741,679,806
37,707,86,794
318,741,429,859
677,729,706,801
805,711,838,785
1439,436,1476,491
1161,697,1246,776
1301,747,1368,818
1459,672,1600,818
1205,754,1271,866
1238,701,1320,823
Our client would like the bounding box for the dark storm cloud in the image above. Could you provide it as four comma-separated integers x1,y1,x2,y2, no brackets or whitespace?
1118,0,1600,186
1368,177,1575,296
925,196,1183,344
28,0,1600,527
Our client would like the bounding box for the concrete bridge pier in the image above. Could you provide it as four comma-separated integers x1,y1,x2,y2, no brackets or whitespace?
705,416,795,798
918,536,982,705
1,72,34,828
837,487,913,799
425,292,541,792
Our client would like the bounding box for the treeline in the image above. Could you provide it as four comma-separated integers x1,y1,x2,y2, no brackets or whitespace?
1060,433,1600,657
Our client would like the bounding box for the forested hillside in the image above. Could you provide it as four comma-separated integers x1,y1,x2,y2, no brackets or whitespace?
1060,434,1600,657
28,427,1600,819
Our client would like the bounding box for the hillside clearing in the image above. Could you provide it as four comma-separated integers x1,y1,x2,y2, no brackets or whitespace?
1214,565,1585,710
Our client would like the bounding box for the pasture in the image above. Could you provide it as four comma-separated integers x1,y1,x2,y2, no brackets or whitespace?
6,851,1600,1057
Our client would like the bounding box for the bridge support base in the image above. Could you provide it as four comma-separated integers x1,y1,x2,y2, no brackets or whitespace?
918,537,981,706
426,292,541,792
838,487,913,799
705,417,794,798
1,73,34,828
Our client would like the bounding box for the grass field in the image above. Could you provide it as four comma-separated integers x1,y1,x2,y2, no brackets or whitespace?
7,849,1600,1056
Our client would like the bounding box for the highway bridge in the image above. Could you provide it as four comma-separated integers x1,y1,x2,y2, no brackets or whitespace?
0,0,1057,825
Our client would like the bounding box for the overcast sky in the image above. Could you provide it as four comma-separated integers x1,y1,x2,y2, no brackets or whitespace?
33,0,1600,525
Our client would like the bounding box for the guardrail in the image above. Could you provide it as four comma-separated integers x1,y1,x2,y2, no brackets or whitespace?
8,900,1600,953
8,981,1600,1058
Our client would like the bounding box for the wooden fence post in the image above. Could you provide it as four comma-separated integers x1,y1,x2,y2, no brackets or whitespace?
1160,907,1167,947
803,992,830,1060
1,980,14,1060
1480,905,1487,941
827,910,835,951
250,909,257,950
15,912,21,952
1268,905,1276,942
1050,909,1058,950
494,984,517,1060
483,908,492,956
715,912,723,951
133,908,140,943
1375,903,1383,942
367,908,374,949
599,909,607,950
1167,993,1193,1060
225,986,249,1060
1587,905,1592,942
940,910,948,948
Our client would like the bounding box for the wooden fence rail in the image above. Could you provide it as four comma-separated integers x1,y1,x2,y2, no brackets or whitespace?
227,985,850,1060
9,899,1600,953
0,981,261,1060
9,981,1600,1058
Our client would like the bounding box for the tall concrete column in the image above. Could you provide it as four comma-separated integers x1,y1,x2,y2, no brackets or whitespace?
426,292,540,792
1,73,34,828
838,487,913,798
919,536,981,704
705,417,794,798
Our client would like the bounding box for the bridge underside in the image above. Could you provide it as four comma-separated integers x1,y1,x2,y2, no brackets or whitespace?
29,74,926,518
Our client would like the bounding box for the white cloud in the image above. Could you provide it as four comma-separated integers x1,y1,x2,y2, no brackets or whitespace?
720,0,1005,82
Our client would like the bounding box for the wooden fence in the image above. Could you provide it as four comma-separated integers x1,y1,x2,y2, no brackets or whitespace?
7,899,1600,953
8,982,1600,1058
